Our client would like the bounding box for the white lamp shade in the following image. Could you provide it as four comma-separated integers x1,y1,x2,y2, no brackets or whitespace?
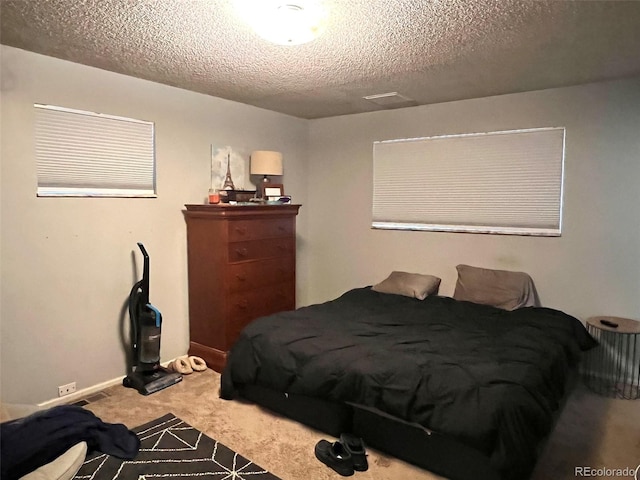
251,151,283,176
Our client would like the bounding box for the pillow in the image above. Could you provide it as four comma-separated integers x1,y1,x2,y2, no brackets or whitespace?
372,271,441,300
21,442,87,480
453,264,540,310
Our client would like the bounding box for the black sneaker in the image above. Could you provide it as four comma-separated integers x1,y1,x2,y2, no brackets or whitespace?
314,439,354,476
340,433,368,472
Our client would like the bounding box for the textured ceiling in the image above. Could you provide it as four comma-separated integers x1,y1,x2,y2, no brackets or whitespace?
2,0,640,119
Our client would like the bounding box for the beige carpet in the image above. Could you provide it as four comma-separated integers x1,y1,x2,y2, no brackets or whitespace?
83,369,639,480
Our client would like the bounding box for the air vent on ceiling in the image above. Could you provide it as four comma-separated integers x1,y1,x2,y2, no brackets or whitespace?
363,92,418,109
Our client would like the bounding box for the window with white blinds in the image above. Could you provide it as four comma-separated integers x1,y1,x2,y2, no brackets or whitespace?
372,127,565,236
35,104,156,197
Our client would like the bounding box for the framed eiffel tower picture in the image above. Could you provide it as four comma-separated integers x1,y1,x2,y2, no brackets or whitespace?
210,145,248,192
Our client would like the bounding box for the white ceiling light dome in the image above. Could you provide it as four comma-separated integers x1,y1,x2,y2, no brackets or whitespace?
235,0,328,46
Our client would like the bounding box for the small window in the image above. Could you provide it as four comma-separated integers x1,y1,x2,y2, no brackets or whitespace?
35,104,156,197
372,127,565,236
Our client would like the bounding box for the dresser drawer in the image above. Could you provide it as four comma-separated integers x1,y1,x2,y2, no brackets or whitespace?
227,282,294,322
227,257,295,293
228,237,295,263
226,282,295,345
228,218,293,242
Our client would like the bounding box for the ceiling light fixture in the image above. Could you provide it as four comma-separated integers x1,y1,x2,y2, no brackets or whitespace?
234,0,328,46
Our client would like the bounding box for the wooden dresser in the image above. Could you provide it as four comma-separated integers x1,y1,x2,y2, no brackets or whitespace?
183,204,301,372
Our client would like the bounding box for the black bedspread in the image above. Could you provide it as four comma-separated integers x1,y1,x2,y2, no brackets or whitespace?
220,287,596,479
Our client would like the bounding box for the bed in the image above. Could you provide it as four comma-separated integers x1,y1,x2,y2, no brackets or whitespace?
220,266,596,480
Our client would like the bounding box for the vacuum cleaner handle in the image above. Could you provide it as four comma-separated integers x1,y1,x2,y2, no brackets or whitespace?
137,243,150,305
137,242,149,259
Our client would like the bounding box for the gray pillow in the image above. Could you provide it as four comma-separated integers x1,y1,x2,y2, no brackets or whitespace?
453,264,540,310
372,271,441,300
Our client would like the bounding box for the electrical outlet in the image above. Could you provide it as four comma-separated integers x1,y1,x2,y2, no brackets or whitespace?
58,382,76,397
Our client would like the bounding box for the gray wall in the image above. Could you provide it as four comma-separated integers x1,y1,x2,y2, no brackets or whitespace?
0,46,309,405
2,44,639,405
306,78,640,321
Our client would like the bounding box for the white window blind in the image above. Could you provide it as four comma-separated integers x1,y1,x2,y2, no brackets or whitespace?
372,127,565,236
35,104,156,197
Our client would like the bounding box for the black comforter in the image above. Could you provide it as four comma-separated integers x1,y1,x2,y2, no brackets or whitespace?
220,287,596,479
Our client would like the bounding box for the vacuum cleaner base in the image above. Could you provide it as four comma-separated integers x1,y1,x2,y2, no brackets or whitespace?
123,367,183,395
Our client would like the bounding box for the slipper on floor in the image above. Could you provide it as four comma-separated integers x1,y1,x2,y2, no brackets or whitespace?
169,356,193,374
188,356,207,372
339,433,368,472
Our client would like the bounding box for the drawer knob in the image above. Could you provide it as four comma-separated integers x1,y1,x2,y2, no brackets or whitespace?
235,226,248,235
236,274,247,281
237,300,249,309
235,248,248,257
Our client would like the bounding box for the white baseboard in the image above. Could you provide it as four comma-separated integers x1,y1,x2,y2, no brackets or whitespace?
38,376,124,409
37,358,177,409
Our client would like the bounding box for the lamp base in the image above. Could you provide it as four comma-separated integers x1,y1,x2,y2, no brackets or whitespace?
257,176,272,198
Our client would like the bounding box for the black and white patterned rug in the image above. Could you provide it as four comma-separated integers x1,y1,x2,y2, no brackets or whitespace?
73,413,281,480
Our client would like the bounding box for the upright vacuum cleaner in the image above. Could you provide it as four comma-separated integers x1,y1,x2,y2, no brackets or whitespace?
123,243,182,395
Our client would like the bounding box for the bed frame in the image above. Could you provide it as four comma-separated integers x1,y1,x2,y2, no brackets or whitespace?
237,369,578,480
239,383,501,480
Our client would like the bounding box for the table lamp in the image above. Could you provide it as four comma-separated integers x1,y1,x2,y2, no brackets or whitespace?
251,151,283,199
